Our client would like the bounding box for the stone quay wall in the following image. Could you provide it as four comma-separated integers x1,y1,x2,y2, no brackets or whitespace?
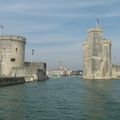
0,77,25,86
11,62,47,81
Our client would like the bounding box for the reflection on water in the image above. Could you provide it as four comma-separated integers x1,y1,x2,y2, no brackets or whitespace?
0,77,120,120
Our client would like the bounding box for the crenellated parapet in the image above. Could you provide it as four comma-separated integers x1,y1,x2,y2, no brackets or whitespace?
0,35,26,44
87,26,103,33
102,39,112,45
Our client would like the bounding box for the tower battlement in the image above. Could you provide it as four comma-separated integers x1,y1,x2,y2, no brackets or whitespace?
0,35,26,43
87,26,103,33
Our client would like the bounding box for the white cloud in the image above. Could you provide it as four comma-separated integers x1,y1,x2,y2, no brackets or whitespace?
0,0,119,17
0,3,30,12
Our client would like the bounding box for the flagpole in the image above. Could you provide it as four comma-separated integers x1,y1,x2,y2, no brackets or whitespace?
30,49,35,80
30,49,32,78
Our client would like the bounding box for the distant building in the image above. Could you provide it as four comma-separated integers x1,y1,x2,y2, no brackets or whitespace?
72,70,82,77
47,67,72,78
83,26,112,79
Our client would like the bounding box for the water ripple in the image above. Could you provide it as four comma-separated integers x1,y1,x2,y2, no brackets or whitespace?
0,77,120,120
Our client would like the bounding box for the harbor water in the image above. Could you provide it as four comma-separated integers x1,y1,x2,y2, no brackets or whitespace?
0,77,120,120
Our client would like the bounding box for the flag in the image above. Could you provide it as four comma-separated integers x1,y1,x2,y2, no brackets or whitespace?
32,49,35,55
96,17,99,26
0,25,4,29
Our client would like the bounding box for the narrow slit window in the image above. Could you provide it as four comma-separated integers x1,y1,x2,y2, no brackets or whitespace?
16,48,17,51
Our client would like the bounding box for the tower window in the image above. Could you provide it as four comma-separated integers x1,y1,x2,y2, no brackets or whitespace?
16,48,17,51
11,58,16,62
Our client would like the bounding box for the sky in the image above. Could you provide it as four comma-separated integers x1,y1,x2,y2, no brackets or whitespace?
0,0,120,70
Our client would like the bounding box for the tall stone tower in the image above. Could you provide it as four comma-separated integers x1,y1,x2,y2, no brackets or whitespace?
0,35,26,76
83,26,112,79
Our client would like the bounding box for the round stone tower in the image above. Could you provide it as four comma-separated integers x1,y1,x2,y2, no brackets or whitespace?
0,35,26,76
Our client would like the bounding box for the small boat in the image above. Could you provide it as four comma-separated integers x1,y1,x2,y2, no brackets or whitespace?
48,74,60,78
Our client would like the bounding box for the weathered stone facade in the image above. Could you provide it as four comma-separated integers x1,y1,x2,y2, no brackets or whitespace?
83,26,112,79
11,62,47,81
112,65,120,79
0,35,26,76
0,35,47,81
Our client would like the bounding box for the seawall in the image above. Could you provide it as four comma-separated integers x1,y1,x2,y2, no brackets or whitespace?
0,77,25,86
